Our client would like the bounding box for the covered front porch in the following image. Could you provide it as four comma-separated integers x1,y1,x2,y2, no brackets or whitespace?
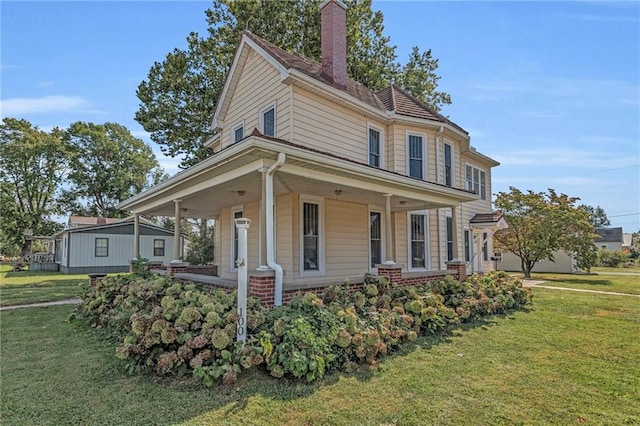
119,134,478,305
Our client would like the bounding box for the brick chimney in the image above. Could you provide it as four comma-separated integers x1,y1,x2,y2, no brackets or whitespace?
320,0,347,88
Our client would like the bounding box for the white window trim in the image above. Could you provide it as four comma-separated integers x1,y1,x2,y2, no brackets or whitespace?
406,130,427,180
407,210,431,271
259,101,277,137
368,205,386,272
231,121,244,144
299,195,325,276
464,163,487,200
463,228,473,264
230,205,244,272
443,141,454,187
367,123,384,169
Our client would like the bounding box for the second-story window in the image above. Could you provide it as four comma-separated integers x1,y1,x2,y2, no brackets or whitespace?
368,127,381,168
465,165,487,200
444,143,453,186
260,103,276,137
408,134,424,179
232,122,244,143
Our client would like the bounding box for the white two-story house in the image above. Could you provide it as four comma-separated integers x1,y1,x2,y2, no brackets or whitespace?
119,0,505,305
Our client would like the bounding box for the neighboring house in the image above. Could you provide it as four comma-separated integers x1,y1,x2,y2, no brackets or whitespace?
118,0,503,304
594,227,624,251
53,216,182,273
497,250,578,274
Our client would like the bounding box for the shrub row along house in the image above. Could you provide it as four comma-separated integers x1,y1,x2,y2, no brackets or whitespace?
118,0,505,305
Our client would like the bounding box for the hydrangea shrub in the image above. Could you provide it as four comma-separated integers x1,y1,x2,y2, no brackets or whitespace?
76,270,531,386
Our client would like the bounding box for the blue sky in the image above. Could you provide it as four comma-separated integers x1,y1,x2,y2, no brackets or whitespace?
2,1,639,231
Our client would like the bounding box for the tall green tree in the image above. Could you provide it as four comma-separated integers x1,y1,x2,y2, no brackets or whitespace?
396,46,452,110
0,118,67,255
579,204,611,229
136,0,451,168
61,122,164,218
494,187,597,278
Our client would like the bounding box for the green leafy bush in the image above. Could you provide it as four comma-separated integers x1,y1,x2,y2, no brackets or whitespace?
76,271,531,386
596,249,630,268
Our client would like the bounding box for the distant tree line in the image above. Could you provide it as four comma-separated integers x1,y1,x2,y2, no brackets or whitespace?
0,117,165,256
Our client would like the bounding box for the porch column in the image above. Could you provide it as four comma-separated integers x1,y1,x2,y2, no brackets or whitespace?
133,213,140,259
257,168,269,270
172,199,182,262
382,194,395,264
451,205,459,260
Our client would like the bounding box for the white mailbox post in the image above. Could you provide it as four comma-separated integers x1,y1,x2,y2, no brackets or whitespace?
234,218,251,344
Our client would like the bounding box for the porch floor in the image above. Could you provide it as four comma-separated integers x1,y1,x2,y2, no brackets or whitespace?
152,269,237,289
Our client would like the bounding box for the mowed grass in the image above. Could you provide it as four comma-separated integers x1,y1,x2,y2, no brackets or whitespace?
532,271,640,295
2,287,639,425
0,264,87,306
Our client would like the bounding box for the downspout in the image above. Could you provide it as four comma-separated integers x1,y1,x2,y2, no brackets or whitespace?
266,153,286,305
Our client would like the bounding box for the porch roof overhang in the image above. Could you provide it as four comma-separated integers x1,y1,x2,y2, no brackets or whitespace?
118,134,479,218
469,212,508,232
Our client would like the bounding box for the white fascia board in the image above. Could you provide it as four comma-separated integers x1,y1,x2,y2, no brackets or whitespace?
203,132,221,149
117,139,259,211
464,148,500,168
120,134,477,212
389,113,469,142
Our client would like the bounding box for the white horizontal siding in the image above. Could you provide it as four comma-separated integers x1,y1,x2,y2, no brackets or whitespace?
292,86,385,163
221,50,290,149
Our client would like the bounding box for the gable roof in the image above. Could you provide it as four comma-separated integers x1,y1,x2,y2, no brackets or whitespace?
213,31,467,135
594,227,623,243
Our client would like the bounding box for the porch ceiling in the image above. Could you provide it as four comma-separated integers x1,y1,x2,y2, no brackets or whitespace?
118,136,478,218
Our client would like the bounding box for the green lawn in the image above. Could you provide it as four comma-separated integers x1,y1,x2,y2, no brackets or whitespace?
592,265,640,273
0,264,87,306
1,287,638,425
532,271,640,295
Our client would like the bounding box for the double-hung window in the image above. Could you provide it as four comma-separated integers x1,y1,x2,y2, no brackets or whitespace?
446,216,454,261
302,201,321,272
232,122,244,143
408,133,424,179
444,143,453,186
232,209,243,270
370,211,382,267
368,127,381,168
409,212,428,269
95,238,108,257
260,103,276,137
153,239,165,256
464,229,472,262
465,165,487,200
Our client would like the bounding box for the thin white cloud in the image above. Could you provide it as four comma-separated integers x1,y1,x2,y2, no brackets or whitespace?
0,95,100,116
511,109,565,119
493,147,639,169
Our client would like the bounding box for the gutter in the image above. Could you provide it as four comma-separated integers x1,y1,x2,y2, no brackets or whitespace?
266,153,286,305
